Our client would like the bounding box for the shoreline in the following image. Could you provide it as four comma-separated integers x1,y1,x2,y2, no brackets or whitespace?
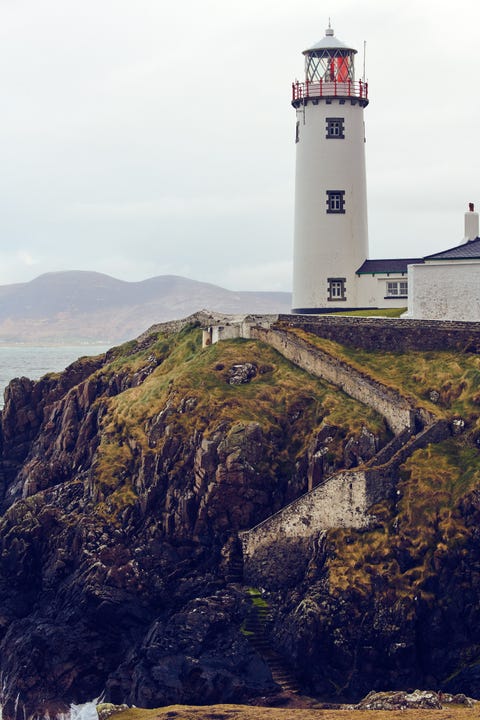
97,704,479,720
0,342,111,348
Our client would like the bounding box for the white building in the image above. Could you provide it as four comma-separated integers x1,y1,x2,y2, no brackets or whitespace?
356,258,422,310
291,26,480,321
291,25,418,314
406,205,480,321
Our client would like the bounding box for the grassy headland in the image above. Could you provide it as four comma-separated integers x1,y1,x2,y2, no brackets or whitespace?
90,324,391,520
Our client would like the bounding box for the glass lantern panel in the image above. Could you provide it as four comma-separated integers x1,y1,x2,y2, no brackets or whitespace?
306,52,354,83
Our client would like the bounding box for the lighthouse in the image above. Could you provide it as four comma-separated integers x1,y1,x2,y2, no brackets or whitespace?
292,25,369,313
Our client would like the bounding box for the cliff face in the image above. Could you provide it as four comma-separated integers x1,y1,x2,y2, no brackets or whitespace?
0,319,389,717
267,440,480,700
0,318,478,717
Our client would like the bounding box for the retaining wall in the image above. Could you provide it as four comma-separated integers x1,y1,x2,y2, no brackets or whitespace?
278,314,480,353
241,468,371,561
208,314,456,587
241,418,451,585
250,325,424,434
241,465,394,588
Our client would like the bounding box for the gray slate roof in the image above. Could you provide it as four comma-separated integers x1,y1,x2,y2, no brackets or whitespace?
424,237,480,260
356,258,424,274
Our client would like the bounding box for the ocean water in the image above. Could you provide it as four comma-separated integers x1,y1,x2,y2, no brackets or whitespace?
0,345,111,409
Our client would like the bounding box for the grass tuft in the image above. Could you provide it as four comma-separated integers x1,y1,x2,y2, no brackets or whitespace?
86,327,392,524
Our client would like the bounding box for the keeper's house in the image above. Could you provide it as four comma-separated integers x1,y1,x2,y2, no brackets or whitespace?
405,204,480,322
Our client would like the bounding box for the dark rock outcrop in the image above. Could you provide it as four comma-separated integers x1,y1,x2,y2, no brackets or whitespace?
355,689,477,710
0,321,394,717
0,319,478,716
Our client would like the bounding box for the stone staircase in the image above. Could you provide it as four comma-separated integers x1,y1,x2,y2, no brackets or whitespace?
224,556,244,584
213,316,452,694
243,589,300,694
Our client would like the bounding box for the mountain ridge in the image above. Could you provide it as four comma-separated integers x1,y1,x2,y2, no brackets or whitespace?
0,271,292,343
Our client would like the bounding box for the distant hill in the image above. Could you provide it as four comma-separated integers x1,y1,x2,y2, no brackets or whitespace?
0,271,292,343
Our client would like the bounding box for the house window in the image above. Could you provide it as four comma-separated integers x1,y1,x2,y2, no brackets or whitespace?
326,190,345,214
328,277,346,301
386,280,408,297
326,117,345,139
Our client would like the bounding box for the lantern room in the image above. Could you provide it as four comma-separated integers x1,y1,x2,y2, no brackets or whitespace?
292,26,368,106
304,26,356,82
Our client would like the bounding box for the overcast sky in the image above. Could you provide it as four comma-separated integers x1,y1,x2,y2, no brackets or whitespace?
0,0,479,291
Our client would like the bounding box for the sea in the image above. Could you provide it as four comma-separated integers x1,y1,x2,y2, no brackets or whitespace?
0,345,111,409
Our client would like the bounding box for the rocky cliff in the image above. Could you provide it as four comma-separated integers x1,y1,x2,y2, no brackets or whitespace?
0,315,478,717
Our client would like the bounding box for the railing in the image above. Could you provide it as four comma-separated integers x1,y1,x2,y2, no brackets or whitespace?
292,79,368,102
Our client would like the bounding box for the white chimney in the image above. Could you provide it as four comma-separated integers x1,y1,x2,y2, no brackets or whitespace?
464,202,479,242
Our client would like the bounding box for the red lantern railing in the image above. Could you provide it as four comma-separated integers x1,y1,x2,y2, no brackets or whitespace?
292,79,368,103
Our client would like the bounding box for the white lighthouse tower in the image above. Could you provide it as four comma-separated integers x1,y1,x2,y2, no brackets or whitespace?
292,25,369,313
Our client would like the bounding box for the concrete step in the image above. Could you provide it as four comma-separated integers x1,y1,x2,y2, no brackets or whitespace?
243,588,300,695
224,557,244,583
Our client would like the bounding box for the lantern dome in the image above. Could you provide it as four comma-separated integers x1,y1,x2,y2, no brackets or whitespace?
303,27,357,56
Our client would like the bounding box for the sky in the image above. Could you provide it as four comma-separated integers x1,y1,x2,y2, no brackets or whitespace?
0,0,479,291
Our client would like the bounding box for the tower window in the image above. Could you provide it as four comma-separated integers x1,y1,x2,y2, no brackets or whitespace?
295,121,300,144
326,117,345,139
328,278,346,301
326,190,345,214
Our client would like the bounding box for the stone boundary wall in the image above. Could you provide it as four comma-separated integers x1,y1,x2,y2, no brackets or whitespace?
365,428,412,468
250,325,425,434
227,317,454,585
241,418,451,582
241,469,371,564
277,314,480,353
365,419,450,471
364,420,451,507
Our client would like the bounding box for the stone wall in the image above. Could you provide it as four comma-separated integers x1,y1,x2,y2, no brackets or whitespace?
365,428,412,468
277,314,480,353
364,420,450,505
209,314,456,588
241,419,451,586
240,469,370,586
250,325,424,434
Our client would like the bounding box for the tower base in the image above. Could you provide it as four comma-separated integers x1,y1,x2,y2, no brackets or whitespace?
291,307,376,314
